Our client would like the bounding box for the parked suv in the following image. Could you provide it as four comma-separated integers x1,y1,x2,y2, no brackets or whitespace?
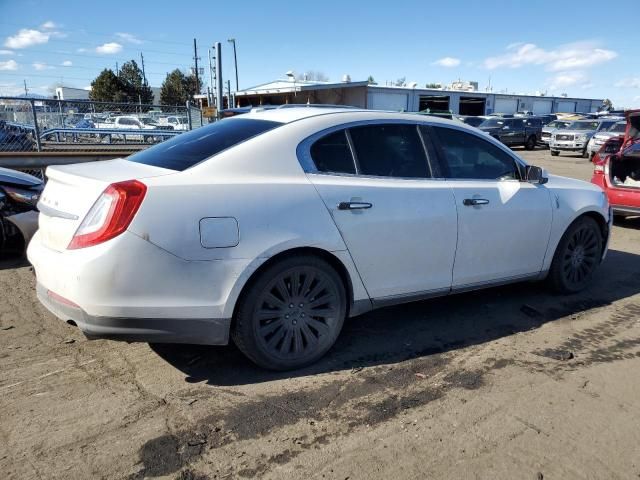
540,119,572,147
550,119,619,158
478,116,541,150
586,120,626,159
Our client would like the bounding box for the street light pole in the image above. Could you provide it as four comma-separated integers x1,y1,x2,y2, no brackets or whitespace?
228,38,239,103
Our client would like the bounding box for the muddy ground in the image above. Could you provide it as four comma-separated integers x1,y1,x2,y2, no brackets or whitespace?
1,148,639,480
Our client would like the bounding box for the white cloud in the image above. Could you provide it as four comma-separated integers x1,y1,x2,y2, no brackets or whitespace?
548,71,589,90
95,42,123,54
32,62,53,71
0,49,13,55
41,21,57,30
4,28,50,49
0,59,18,70
115,32,142,44
61,60,72,66
484,42,617,72
432,57,460,68
615,77,640,88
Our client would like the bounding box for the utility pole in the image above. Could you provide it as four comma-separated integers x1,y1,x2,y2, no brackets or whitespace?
115,62,119,75
207,48,214,106
227,38,239,92
140,53,147,85
193,38,200,95
227,80,232,108
23,79,28,96
215,42,222,118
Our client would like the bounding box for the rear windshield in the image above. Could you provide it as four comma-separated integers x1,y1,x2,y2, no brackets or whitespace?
127,118,282,171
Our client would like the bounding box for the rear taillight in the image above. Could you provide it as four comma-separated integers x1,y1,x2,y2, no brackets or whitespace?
67,180,146,250
594,163,605,174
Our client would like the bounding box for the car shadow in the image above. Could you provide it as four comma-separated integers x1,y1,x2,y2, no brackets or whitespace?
614,216,640,230
150,248,640,386
0,255,29,271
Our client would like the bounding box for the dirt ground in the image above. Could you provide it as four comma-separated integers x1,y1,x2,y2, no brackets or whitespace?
1,148,639,480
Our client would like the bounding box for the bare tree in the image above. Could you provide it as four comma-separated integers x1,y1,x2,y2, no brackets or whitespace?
297,70,329,82
395,77,406,87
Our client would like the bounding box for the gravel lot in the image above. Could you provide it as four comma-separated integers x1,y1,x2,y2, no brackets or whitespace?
1,148,639,480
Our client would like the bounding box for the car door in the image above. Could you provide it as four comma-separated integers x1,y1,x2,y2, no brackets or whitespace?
302,122,458,301
511,118,526,144
429,125,553,288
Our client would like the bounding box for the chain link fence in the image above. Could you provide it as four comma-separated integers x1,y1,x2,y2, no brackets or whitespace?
0,97,205,154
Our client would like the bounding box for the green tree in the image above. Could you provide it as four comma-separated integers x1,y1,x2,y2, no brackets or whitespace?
601,98,614,111
89,68,127,102
367,75,377,85
160,69,199,106
395,77,406,87
118,60,153,104
425,82,442,89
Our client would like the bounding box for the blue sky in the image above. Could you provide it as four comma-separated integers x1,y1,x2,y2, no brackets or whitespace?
0,0,638,107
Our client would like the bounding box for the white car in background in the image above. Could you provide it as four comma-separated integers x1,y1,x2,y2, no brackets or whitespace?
28,108,611,370
164,115,189,131
586,120,626,159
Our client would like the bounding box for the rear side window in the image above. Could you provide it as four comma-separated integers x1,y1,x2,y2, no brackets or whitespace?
310,130,356,174
127,118,282,171
349,124,429,178
433,126,520,180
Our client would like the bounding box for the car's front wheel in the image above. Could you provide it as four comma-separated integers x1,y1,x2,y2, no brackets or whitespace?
548,216,603,294
550,150,560,156
232,254,347,370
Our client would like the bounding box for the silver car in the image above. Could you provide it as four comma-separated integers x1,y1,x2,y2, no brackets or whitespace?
550,119,619,158
540,120,571,146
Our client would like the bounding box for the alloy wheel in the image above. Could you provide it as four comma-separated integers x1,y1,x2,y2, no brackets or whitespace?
561,224,600,288
253,266,341,360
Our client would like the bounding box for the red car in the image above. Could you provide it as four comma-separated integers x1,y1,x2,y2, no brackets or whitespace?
591,110,640,217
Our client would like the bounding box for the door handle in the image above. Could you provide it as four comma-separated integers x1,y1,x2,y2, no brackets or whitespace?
338,201,373,210
463,198,490,206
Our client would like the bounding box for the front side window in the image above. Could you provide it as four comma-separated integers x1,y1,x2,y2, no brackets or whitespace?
512,119,524,129
309,130,356,174
433,126,520,180
348,124,429,178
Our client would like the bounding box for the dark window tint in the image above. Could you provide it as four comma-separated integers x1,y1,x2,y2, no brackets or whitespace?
512,119,525,129
526,118,542,127
433,127,520,180
349,124,429,178
310,130,356,174
127,118,282,171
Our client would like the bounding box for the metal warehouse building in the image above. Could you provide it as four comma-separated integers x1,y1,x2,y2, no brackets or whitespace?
234,79,603,115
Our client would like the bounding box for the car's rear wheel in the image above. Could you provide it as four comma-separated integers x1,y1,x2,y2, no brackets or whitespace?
582,147,589,159
548,216,603,294
550,150,560,156
232,255,347,370
525,135,536,150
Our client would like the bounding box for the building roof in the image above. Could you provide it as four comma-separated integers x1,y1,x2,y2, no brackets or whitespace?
236,79,369,96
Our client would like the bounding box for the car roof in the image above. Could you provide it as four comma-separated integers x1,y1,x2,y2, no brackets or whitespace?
245,107,465,126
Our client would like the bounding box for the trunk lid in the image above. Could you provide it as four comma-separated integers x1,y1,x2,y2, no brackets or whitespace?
623,110,640,148
38,158,174,251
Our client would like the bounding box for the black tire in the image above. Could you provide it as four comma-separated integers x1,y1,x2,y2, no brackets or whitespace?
548,216,603,294
232,254,347,370
582,147,589,159
550,150,560,156
525,135,536,150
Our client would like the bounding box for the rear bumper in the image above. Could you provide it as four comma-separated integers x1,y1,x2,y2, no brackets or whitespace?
37,282,231,345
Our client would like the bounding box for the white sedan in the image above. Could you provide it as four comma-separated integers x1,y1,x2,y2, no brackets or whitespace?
28,108,612,370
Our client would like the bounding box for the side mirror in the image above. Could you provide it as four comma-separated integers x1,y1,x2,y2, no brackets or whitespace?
525,165,548,184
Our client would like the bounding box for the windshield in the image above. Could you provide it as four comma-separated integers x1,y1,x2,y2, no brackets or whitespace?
479,118,505,128
547,120,570,129
127,118,282,171
139,117,156,125
567,121,600,131
608,122,626,133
